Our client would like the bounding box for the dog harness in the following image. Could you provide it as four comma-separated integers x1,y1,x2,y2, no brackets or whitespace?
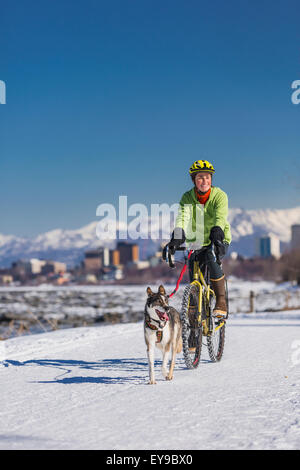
144,312,166,343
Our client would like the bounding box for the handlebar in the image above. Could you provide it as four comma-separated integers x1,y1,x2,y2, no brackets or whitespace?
162,245,186,269
163,243,223,268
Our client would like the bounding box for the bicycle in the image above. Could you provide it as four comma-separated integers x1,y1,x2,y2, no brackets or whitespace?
163,243,229,369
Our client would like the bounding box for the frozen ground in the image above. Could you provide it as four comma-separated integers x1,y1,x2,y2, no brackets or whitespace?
1,279,300,339
1,312,300,450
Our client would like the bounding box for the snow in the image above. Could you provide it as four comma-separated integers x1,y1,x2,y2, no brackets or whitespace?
2,280,300,340
1,312,300,450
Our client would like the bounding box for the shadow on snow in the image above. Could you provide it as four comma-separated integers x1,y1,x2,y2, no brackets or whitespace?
3,355,212,384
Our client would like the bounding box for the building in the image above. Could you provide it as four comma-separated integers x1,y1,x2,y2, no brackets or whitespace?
257,235,280,259
30,258,46,274
11,259,32,275
148,250,163,267
291,224,300,250
101,247,110,267
0,274,13,284
116,242,139,265
11,259,65,277
229,251,238,260
41,261,67,275
109,249,120,266
129,260,150,270
83,249,102,273
102,266,123,280
83,247,116,273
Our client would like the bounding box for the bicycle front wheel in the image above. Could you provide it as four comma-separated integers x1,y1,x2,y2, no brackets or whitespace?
180,283,203,369
207,293,226,362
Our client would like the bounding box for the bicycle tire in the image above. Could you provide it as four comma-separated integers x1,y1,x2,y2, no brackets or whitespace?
207,321,225,362
206,288,226,362
180,283,203,369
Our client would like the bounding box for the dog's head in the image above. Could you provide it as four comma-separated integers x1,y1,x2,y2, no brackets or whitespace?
145,285,170,322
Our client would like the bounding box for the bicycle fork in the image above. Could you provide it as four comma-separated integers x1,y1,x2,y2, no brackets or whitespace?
191,263,224,337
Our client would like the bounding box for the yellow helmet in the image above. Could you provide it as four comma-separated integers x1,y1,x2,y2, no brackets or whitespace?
189,159,215,175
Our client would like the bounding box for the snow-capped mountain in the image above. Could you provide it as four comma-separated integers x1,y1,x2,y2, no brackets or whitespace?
0,206,300,267
227,206,300,256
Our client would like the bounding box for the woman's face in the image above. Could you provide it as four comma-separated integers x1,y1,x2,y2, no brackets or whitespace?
194,172,212,193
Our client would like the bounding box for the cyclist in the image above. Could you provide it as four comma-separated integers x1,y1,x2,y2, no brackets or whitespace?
165,159,231,318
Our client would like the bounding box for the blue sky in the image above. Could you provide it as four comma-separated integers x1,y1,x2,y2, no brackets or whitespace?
1,0,300,237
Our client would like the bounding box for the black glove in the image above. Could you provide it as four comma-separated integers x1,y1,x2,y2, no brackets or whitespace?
209,226,224,244
214,240,228,261
163,228,186,257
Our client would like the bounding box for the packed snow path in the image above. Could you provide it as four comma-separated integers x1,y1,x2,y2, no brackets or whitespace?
1,314,300,450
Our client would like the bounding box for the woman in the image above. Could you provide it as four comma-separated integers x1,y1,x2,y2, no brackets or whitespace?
165,159,231,317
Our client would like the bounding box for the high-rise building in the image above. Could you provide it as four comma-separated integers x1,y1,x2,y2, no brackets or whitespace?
84,247,113,272
83,249,102,273
109,249,120,266
117,242,139,265
257,235,280,259
291,224,300,250
100,247,110,267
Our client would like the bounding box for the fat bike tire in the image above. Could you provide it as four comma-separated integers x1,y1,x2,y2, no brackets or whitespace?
207,321,226,362
206,289,226,362
180,284,202,369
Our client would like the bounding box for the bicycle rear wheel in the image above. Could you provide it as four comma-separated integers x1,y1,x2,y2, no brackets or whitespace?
180,283,203,369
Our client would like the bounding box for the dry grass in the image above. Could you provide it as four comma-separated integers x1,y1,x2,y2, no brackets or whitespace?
0,310,60,341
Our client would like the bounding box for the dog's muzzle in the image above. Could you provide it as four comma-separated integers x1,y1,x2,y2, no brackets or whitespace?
155,309,169,322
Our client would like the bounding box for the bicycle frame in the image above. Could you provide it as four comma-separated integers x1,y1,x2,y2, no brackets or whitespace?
164,244,226,336
190,259,225,336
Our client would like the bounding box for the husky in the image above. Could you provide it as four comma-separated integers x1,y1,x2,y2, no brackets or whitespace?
144,285,182,384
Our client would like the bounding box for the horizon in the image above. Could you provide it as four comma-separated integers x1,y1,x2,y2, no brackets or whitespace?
1,0,300,237
1,202,300,239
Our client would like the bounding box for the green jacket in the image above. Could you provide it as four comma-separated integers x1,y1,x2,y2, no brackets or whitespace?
175,186,231,246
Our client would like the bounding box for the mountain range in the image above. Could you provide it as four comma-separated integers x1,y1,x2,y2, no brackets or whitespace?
1,206,300,268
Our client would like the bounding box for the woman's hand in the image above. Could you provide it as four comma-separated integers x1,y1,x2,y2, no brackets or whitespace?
163,228,186,256
209,226,224,244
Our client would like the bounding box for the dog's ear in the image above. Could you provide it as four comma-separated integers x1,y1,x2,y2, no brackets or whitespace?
147,287,154,296
158,285,166,295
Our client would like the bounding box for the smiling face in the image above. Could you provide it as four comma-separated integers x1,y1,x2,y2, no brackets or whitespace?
194,172,212,193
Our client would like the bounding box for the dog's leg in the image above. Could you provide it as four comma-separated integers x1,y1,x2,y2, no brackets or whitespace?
166,344,177,381
161,347,170,379
176,332,183,353
167,325,181,381
147,341,156,385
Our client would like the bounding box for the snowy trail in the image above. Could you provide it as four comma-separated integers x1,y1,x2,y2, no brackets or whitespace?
1,315,300,450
